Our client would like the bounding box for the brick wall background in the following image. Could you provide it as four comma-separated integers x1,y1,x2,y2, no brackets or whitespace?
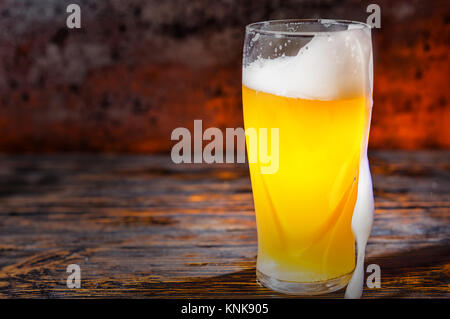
0,0,448,152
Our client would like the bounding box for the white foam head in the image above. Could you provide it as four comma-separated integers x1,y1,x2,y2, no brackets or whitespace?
243,26,372,100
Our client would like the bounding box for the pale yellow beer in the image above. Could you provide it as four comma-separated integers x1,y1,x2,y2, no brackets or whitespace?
242,86,370,282
242,19,373,294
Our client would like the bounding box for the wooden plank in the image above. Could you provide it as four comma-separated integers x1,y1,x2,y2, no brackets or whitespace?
0,151,448,298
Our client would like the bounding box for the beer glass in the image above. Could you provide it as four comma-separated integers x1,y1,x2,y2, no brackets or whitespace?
242,19,373,295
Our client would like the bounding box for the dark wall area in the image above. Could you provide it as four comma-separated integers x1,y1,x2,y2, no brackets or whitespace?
0,0,448,152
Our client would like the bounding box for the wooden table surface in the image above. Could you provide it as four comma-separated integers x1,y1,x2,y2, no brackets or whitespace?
0,151,448,298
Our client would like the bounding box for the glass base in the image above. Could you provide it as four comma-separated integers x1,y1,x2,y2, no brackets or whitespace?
256,269,353,296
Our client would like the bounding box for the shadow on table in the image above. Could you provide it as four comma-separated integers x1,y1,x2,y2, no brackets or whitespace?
364,241,449,298
149,241,449,298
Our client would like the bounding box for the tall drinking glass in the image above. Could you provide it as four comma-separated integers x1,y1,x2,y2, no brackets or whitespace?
242,19,373,295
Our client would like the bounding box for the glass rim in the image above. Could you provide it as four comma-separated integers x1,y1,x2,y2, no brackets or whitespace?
245,19,371,37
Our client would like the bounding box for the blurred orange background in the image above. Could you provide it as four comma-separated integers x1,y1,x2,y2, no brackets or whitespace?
0,0,448,152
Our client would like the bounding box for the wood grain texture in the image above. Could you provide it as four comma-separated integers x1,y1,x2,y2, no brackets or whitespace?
0,151,448,298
